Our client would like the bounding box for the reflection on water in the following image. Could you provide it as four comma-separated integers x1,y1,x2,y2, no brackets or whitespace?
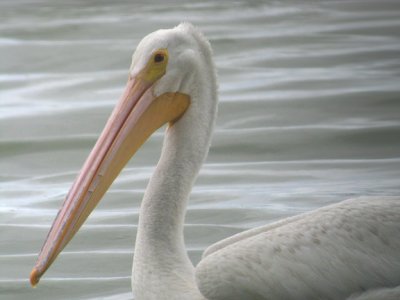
1,0,400,299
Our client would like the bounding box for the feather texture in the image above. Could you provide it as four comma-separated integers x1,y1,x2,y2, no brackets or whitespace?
196,197,400,300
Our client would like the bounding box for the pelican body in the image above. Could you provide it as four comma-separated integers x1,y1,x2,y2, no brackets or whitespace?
30,23,400,300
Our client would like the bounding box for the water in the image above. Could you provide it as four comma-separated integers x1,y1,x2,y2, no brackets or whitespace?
1,0,400,299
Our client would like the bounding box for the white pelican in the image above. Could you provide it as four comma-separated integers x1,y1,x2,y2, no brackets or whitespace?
30,23,400,300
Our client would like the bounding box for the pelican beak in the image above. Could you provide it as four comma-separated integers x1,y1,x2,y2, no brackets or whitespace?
30,53,190,286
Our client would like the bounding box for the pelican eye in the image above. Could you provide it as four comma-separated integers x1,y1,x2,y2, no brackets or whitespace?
154,53,165,63
138,49,168,82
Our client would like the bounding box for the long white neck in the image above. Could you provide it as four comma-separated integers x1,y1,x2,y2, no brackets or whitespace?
132,46,217,300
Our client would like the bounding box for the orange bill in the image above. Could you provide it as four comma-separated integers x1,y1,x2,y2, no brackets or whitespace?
30,50,190,286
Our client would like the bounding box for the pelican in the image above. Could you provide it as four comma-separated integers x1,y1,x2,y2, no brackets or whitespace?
30,23,400,300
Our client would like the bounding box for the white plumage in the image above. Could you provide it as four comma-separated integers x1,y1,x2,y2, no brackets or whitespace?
31,23,400,300
130,23,400,300
197,197,400,300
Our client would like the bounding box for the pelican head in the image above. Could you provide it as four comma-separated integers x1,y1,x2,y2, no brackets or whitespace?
30,22,217,287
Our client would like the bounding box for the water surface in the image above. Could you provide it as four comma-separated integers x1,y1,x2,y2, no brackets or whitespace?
1,0,400,299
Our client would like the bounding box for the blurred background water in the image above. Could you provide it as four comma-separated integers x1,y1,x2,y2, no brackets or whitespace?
1,0,400,299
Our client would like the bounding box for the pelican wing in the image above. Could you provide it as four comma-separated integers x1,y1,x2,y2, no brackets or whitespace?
195,197,400,300
348,285,400,300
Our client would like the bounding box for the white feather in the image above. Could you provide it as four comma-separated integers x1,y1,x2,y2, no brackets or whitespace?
196,197,400,300
128,23,400,300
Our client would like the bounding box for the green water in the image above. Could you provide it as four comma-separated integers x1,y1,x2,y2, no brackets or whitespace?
1,0,400,299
